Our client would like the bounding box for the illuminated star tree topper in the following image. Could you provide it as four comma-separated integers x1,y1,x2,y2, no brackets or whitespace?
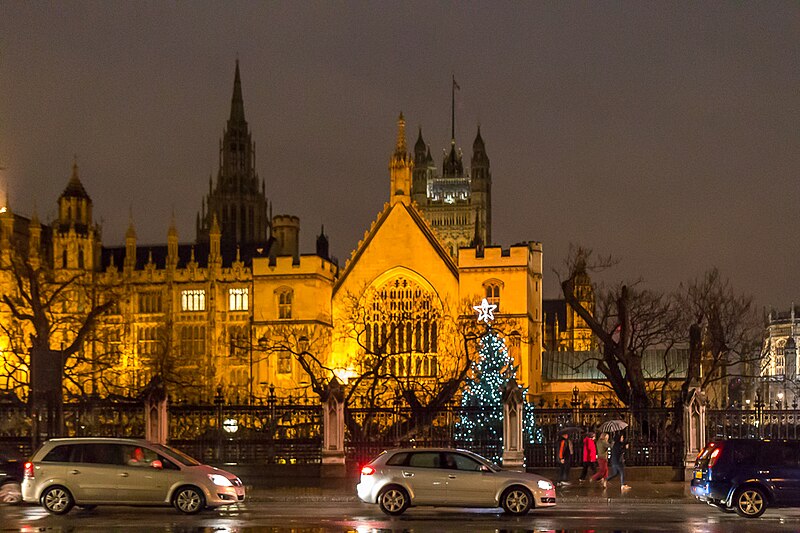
473,298,497,324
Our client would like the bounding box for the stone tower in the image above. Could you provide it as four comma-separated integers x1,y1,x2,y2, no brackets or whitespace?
197,60,271,248
53,160,101,272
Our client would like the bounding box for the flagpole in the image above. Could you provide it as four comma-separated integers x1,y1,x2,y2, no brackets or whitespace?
451,75,460,143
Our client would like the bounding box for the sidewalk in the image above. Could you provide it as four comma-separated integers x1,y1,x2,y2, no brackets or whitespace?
243,477,696,505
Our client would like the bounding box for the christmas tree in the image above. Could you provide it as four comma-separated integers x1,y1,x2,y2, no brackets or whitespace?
456,302,541,462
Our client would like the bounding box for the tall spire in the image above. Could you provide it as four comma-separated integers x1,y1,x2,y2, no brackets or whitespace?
451,75,460,142
230,59,245,123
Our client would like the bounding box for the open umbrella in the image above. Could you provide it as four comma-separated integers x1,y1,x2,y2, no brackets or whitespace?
556,426,582,435
599,419,628,433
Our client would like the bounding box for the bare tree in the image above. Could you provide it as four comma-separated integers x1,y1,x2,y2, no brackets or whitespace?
675,267,762,405
0,239,114,439
257,286,517,442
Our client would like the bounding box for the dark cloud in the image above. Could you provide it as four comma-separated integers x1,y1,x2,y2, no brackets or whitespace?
1,2,798,308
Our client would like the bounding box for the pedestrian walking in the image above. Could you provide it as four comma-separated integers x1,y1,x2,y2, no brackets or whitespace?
579,431,597,482
556,431,573,485
591,432,610,482
605,433,630,491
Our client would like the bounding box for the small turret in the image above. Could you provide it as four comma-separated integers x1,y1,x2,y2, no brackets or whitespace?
209,213,221,268
124,217,137,272
167,213,178,269
316,225,329,260
389,113,413,206
272,215,300,264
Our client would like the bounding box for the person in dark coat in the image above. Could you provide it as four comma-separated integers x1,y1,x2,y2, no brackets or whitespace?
556,431,573,485
604,433,630,490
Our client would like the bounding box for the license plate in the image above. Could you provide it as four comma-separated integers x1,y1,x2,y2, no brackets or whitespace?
695,471,703,479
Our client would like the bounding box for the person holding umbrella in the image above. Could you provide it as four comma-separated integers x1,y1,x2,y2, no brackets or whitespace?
556,431,573,486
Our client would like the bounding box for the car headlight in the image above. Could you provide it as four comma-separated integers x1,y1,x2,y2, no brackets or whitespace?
537,479,554,491
208,474,233,487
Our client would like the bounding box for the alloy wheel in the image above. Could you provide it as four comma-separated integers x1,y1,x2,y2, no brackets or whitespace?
737,489,765,517
381,489,405,512
175,488,203,514
43,487,72,514
504,489,531,514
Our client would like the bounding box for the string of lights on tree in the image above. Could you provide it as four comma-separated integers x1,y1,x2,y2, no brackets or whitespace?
455,299,541,462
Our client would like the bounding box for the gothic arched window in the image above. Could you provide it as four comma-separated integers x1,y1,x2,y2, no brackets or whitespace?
276,288,293,319
483,280,502,312
366,276,440,377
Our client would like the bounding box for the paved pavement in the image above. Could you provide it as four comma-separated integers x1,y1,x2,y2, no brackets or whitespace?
244,476,695,504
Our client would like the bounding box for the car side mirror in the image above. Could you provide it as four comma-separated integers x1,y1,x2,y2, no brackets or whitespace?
479,464,492,473
150,460,163,469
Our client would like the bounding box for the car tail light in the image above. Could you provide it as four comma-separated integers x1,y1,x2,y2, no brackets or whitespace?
361,465,375,476
24,461,34,478
708,447,722,468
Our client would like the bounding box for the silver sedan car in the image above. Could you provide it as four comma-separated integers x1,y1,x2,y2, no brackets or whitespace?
357,448,556,515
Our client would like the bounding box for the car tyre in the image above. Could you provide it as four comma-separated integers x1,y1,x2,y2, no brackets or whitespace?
501,485,533,515
0,481,22,505
378,485,409,516
734,486,767,518
173,486,205,514
41,485,74,515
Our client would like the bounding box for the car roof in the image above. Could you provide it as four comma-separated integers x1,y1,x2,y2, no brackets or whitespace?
383,447,480,454
43,437,152,445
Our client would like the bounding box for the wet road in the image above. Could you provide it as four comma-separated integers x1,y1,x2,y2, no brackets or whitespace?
2,501,800,532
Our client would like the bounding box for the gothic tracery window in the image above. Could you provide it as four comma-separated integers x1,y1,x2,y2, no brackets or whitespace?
366,277,440,378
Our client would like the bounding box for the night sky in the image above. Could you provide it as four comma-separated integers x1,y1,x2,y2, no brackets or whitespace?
1,3,798,308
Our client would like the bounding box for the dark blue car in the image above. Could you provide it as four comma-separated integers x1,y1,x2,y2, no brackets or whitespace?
691,439,800,518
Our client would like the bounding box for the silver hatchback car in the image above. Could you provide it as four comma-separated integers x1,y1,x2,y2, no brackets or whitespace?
357,448,556,515
22,437,245,514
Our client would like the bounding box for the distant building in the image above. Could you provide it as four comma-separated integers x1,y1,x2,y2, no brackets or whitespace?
758,305,800,407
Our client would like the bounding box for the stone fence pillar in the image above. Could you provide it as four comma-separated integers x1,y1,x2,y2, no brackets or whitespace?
683,387,706,480
144,375,167,445
321,377,346,477
502,378,525,470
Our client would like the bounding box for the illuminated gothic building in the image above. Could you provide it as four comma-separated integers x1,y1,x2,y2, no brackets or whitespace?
0,65,569,404
757,305,800,407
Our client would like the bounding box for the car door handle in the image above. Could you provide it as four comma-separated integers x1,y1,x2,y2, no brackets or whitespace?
402,472,414,477
69,469,80,475
118,472,129,477
448,475,457,479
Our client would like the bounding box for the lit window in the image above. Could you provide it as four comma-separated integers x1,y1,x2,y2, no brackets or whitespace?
278,290,293,319
181,289,206,312
229,287,249,311
278,350,292,374
485,282,501,312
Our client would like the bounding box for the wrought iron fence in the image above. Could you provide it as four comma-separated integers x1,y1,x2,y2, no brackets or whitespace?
524,405,683,468
168,394,322,464
707,406,800,440
345,402,503,467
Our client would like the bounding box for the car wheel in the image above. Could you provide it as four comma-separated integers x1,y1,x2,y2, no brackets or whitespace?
501,485,533,515
173,486,205,514
41,486,74,515
378,485,409,516
734,486,767,518
0,482,22,505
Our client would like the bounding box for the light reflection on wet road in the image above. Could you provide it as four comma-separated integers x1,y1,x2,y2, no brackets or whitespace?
2,501,800,532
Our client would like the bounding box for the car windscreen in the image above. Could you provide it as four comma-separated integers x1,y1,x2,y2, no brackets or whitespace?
154,444,201,466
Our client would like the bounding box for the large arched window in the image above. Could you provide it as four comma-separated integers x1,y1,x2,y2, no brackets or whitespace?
365,276,440,377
